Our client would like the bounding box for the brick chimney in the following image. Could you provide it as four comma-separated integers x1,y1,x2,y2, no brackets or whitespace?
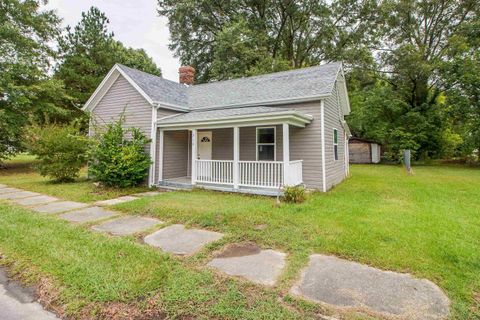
179,66,195,85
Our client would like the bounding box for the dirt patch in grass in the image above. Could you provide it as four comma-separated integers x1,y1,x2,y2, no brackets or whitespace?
215,242,261,258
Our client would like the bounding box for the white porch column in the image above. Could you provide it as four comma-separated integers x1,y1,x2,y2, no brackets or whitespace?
157,129,164,183
191,129,197,185
283,123,290,186
233,126,240,189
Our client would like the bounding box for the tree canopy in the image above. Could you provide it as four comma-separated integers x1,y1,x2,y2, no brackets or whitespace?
55,6,162,108
159,0,479,161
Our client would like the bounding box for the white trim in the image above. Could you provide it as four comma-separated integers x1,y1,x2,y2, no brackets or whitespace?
191,129,197,185
256,127,276,161
158,129,164,182
83,69,120,111
156,111,313,129
149,107,158,186
154,102,189,112
282,123,290,185
191,94,330,111
321,100,327,192
333,127,339,162
233,126,240,189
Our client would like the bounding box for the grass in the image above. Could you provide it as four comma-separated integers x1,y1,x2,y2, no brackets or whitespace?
0,154,149,202
0,155,479,319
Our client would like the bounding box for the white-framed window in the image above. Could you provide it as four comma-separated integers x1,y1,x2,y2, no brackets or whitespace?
333,128,339,161
256,127,276,161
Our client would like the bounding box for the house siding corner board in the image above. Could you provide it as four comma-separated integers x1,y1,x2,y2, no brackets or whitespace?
323,82,346,190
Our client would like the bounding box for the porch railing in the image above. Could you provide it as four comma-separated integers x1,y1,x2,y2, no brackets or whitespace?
195,160,233,184
194,159,302,189
287,160,303,186
239,161,283,188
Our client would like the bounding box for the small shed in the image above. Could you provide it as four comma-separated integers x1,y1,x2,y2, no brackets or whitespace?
349,137,382,164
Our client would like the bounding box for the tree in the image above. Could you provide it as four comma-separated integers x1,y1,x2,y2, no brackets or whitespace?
55,7,162,107
157,0,379,82
0,0,70,163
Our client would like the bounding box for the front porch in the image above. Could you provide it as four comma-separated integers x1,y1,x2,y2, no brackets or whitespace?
154,107,313,195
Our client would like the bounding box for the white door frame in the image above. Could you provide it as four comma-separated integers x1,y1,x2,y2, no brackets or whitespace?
197,131,212,160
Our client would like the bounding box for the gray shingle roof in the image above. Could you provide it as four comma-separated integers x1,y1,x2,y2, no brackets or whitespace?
118,62,342,110
117,64,188,108
156,106,310,125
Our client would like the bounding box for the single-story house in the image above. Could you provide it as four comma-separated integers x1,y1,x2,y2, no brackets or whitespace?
83,62,352,195
349,137,382,164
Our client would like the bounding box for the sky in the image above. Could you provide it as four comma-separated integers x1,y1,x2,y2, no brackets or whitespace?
43,0,181,82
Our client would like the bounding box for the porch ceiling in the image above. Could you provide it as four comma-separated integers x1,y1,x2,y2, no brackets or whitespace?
156,106,313,129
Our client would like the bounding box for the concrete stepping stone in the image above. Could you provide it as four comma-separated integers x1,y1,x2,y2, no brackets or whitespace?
207,243,286,286
59,206,117,223
92,216,162,236
31,201,89,214
0,188,21,195
144,224,223,255
94,196,139,206
290,254,450,320
0,191,40,200
13,195,59,206
134,191,163,197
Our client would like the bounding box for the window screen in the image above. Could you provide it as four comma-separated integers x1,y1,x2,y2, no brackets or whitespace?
257,128,275,161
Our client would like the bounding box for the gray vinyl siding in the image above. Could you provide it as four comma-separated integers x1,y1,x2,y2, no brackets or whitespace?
276,102,324,190
161,130,189,179
323,81,346,189
91,75,152,139
239,125,283,162
157,100,346,191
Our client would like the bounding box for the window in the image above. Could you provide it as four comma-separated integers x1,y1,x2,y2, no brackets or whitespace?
256,127,276,161
333,128,339,161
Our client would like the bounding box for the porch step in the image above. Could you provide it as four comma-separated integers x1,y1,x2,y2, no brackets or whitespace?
158,180,193,190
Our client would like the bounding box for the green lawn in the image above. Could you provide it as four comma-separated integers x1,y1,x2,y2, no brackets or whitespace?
0,154,149,202
0,155,479,319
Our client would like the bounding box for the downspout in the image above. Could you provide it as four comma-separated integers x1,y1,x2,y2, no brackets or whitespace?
321,100,327,192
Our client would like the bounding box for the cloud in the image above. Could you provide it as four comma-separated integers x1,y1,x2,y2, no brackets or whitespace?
44,0,180,81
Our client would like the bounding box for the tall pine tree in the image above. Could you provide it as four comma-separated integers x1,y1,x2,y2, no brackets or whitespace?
55,7,162,107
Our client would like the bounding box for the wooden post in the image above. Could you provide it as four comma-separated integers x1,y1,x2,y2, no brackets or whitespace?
403,149,412,174
233,126,239,189
191,129,197,185
283,123,290,186
157,129,164,183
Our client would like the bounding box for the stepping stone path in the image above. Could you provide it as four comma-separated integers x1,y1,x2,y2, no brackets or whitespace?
208,243,286,286
0,190,40,200
92,216,162,236
13,195,59,206
144,224,223,255
31,201,89,214
59,206,117,223
0,187,20,194
290,254,450,320
94,196,139,206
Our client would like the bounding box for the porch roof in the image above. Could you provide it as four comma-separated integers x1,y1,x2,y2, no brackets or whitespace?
155,106,313,129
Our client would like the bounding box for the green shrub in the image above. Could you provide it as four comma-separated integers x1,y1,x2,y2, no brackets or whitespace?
282,185,306,203
89,116,151,187
24,123,89,182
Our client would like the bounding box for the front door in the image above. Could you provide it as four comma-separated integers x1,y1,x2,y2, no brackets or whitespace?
197,131,212,160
